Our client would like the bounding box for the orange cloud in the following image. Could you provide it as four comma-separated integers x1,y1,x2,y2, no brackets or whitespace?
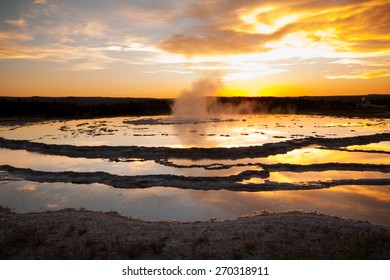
327,69,390,80
159,30,280,57
158,0,390,57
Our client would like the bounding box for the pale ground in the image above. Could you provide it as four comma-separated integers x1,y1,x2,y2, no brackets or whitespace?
1,207,389,260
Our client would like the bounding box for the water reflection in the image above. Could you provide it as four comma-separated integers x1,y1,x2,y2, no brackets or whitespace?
0,180,389,225
168,147,390,166
266,148,390,165
268,171,390,183
0,148,260,177
346,141,390,152
1,115,389,148
0,148,177,176
1,114,389,225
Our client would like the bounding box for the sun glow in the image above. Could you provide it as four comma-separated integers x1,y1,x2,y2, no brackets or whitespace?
239,6,299,34
0,0,389,97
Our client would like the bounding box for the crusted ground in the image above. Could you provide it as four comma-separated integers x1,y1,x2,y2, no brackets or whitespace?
1,207,389,260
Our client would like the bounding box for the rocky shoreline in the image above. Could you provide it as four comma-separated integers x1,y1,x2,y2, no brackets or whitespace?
1,207,389,260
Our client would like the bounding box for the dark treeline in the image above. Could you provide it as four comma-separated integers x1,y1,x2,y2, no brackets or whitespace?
0,97,173,118
215,95,390,114
0,95,389,118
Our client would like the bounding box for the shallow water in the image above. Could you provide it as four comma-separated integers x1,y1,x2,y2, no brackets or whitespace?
0,114,389,224
1,114,389,148
0,180,389,225
346,141,390,152
0,148,260,177
266,147,390,165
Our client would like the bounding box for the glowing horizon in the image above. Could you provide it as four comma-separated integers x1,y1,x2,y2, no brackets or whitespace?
0,0,389,98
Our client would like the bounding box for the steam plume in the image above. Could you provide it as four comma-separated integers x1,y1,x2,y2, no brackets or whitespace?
172,76,222,121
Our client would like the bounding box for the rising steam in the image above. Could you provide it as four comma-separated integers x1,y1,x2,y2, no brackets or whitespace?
172,76,222,121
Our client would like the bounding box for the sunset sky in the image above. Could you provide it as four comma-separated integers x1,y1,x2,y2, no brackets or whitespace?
0,0,389,98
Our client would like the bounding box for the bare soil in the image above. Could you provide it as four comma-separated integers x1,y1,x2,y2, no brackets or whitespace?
1,207,389,260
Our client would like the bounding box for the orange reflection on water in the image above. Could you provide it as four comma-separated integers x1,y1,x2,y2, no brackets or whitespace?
268,171,390,183
1,180,389,224
0,148,259,177
0,148,180,176
241,178,266,184
346,141,390,152
266,147,390,165
237,185,390,225
2,114,388,148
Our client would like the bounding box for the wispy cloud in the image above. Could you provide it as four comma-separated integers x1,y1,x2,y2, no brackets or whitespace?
5,18,26,27
0,1,160,70
327,69,390,80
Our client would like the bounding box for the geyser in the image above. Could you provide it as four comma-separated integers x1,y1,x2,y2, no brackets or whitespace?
172,76,222,121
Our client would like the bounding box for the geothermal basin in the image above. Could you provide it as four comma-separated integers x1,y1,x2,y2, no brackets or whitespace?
0,114,389,225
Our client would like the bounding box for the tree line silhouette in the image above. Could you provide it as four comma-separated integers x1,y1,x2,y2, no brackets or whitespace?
0,95,388,118
0,97,173,118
